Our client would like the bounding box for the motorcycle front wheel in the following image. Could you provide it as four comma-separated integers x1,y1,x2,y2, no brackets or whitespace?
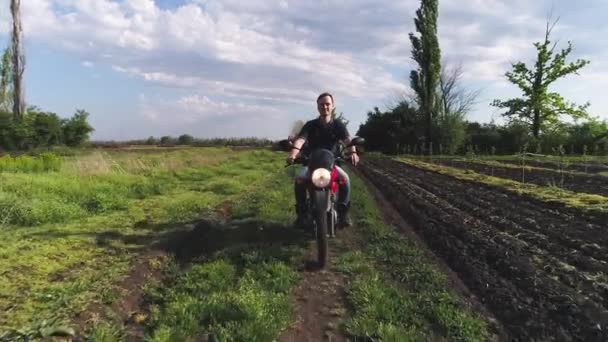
312,191,329,268
315,210,328,268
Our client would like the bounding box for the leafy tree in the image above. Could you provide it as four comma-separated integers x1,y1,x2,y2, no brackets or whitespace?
499,122,533,154
492,18,590,138
178,134,194,145
409,0,441,153
331,108,350,129
357,102,421,154
0,110,14,150
62,109,94,146
31,111,62,147
437,113,466,154
160,136,174,145
11,114,33,149
566,118,608,153
465,122,499,153
145,136,158,145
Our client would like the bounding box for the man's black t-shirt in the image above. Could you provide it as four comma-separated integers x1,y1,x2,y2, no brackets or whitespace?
297,118,349,155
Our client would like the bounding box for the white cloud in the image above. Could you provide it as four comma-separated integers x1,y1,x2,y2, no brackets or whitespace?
138,93,282,123
2,0,607,138
12,0,408,109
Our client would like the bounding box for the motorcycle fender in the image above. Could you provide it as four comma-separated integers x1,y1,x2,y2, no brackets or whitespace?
311,189,331,214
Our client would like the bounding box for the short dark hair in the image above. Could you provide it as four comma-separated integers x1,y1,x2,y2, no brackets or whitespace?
316,92,334,104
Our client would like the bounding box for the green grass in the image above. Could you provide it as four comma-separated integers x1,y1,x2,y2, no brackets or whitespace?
86,321,125,342
333,171,489,341
0,148,287,333
146,256,300,341
1,147,492,340
397,157,608,213
0,148,235,227
144,160,308,341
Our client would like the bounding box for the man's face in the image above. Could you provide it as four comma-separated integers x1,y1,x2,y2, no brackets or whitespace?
317,95,333,117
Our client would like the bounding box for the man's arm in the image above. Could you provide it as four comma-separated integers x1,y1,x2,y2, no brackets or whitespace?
341,137,357,154
287,121,310,162
337,123,359,166
288,137,306,160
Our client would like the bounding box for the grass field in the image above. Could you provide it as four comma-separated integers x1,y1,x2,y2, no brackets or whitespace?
0,148,282,334
0,147,491,341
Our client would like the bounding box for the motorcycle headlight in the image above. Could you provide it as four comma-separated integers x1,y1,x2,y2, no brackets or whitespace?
311,168,331,188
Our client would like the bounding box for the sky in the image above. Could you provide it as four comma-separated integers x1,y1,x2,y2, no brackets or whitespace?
0,0,607,140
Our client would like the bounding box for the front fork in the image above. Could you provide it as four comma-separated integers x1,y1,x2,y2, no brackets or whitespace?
310,189,337,237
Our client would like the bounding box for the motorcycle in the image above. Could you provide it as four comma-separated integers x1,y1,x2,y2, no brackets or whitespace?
283,137,365,268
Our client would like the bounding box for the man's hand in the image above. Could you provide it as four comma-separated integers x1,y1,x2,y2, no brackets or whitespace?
286,155,296,166
350,152,359,166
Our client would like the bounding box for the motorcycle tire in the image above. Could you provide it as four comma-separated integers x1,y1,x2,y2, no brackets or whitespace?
315,209,328,268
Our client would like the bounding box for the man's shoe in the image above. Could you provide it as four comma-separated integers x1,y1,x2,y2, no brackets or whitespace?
337,203,352,228
293,204,308,230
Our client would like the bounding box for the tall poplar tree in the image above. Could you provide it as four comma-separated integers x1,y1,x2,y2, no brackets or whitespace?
409,0,441,153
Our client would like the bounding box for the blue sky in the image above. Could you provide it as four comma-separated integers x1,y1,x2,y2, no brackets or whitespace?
1,0,607,140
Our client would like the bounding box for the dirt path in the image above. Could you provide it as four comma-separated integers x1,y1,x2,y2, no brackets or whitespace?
279,244,349,342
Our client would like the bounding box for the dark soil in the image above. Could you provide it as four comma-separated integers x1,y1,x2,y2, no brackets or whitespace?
359,155,608,342
352,166,507,340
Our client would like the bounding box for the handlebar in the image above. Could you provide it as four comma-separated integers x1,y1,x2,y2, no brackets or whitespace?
285,151,356,168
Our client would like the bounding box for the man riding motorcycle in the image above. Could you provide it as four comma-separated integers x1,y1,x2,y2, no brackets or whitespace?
286,92,360,229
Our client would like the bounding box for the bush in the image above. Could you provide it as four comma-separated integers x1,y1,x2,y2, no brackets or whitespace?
0,153,62,173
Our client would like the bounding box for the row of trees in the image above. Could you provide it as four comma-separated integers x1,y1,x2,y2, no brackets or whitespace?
357,105,608,155
90,135,274,148
358,0,598,156
0,108,94,151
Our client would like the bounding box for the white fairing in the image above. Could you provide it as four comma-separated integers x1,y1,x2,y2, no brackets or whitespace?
311,168,331,188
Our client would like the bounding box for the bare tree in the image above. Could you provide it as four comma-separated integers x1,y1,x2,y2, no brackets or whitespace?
11,0,25,120
436,62,481,154
438,63,481,119
288,120,304,141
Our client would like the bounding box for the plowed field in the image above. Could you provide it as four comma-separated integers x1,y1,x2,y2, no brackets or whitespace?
359,155,608,341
